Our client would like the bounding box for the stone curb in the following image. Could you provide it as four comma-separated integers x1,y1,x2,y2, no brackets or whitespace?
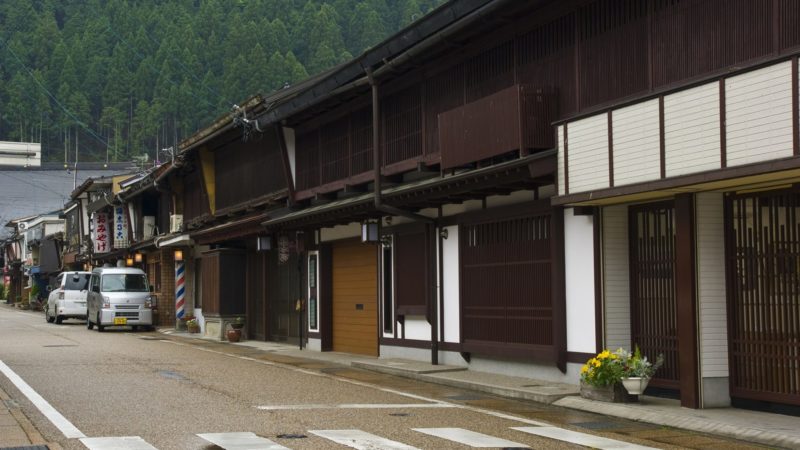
554,396,799,450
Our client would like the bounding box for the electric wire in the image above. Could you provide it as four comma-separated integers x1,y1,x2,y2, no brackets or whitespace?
134,22,230,104
105,24,225,111
0,40,114,151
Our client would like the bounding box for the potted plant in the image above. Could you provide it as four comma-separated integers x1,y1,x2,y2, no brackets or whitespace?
186,317,200,333
179,315,195,331
226,316,245,342
618,346,664,395
580,349,634,402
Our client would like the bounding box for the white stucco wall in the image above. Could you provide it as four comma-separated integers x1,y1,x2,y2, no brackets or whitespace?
442,225,460,343
564,209,596,353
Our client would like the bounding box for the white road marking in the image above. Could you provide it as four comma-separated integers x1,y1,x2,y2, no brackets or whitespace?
256,402,457,410
413,427,528,448
167,340,549,427
309,429,420,450
0,359,86,438
512,426,659,449
198,432,290,450
80,436,158,450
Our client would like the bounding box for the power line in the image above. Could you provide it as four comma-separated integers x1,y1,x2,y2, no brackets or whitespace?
135,23,230,104
0,40,114,151
105,24,225,111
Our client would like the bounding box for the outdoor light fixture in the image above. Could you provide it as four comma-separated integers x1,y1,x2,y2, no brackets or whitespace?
256,235,273,251
361,219,380,243
174,249,184,261
134,252,143,263
440,228,449,240
125,257,134,267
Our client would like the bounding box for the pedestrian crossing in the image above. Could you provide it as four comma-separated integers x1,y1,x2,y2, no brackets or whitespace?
80,426,659,449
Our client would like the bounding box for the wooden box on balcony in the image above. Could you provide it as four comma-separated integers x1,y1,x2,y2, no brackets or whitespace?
438,85,557,170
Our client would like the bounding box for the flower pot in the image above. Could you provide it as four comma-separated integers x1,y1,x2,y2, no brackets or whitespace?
187,323,200,333
580,380,638,403
621,376,650,395
226,328,241,342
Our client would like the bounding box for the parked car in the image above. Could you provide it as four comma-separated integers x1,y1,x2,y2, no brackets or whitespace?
45,271,91,324
86,267,155,332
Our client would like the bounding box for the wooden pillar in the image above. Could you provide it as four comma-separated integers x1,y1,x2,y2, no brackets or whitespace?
551,205,567,373
675,193,700,408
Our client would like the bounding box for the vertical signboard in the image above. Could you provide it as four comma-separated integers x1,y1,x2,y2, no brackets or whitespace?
113,206,129,248
93,213,110,254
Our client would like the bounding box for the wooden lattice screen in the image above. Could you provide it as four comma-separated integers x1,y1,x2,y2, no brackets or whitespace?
727,189,800,405
460,209,554,360
629,202,680,389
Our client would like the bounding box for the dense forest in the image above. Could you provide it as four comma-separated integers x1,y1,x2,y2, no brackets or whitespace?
0,0,444,164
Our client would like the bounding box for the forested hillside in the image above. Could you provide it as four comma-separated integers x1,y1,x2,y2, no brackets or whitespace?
0,0,444,164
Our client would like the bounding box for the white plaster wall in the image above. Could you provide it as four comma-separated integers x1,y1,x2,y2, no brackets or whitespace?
665,82,721,177
612,99,661,186
566,114,610,193
726,61,794,166
557,125,565,195
603,205,631,350
320,223,360,242
696,192,729,378
283,127,296,182
442,225,460,343
564,209,596,353
403,315,431,341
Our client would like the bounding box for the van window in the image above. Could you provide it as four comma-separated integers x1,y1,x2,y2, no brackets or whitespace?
64,273,91,291
101,274,149,292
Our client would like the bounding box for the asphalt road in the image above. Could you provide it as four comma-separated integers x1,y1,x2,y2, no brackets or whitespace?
0,306,766,450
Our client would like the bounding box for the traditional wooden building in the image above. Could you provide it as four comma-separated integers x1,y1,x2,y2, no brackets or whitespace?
228,0,800,413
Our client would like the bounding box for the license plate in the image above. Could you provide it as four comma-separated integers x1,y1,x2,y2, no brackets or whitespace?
114,317,127,325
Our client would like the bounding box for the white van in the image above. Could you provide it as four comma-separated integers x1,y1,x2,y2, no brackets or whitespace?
45,271,91,324
86,267,155,332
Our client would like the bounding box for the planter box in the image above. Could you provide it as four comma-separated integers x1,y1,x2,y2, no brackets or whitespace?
580,380,638,403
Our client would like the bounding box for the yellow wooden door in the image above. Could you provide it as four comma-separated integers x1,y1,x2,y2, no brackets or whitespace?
332,239,378,356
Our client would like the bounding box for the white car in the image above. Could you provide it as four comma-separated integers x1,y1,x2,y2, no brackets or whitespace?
45,271,91,324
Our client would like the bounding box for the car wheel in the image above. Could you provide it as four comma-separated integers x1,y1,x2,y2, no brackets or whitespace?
96,313,105,332
55,315,63,325
86,311,94,330
45,307,52,323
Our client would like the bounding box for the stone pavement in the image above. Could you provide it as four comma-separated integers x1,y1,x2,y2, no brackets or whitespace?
162,331,800,450
0,383,52,449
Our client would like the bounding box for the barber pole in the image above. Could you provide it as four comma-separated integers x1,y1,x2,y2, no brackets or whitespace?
175,261,185,320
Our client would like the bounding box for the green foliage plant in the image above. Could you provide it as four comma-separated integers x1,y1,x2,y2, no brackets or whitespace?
618,346,664,379
580,349,624,387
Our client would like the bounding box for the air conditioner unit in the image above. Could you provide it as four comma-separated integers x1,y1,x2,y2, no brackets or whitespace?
142,216,156,239
170,214,183,233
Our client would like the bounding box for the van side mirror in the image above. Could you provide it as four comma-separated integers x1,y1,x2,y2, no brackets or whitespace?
92,285,100,293
46,285,52,292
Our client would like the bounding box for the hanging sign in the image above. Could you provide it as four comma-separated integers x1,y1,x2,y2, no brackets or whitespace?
278,235,290,264
113,206,129,248
93,212,110,254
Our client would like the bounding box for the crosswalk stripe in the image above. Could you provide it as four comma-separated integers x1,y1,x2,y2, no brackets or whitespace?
512,426,659,450
413,428,528,448
80,436,159,450
197,432,290,450
309,429,420,450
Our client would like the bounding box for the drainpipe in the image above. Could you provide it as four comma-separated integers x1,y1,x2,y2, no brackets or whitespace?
367,68,439,365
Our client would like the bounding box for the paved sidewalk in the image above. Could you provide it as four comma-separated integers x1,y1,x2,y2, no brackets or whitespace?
164,330,800,450
0,384,49,449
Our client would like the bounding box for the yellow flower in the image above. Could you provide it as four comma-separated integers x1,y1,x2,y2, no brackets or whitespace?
593,360,601,367
581,365,588,374
598,350,611,360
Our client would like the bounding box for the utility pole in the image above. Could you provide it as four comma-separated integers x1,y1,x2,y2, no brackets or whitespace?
73,131,79,190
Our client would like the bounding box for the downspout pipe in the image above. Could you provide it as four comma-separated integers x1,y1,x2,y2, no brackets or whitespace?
368,69,439,365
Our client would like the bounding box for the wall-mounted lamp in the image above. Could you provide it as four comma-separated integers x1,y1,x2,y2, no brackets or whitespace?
174,249,184,261
440,228,449,240
256,235,273,251
361,219,380,243
134,252,143,263
125,257,134,267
